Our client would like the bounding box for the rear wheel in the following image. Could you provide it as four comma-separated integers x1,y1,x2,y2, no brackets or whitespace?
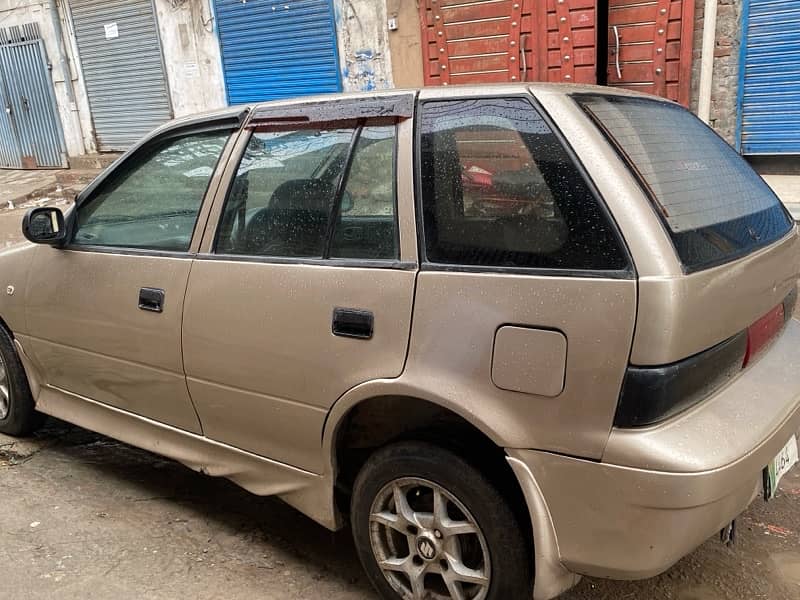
0,325,43,437
351,441,531,600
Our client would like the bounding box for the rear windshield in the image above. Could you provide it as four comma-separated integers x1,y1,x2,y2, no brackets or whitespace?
576,94,793,272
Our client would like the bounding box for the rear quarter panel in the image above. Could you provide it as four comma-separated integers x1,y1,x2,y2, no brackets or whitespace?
400,271,636,458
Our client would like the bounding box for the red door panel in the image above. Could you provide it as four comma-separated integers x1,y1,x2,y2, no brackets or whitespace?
607,0,695,106
420,0,598,86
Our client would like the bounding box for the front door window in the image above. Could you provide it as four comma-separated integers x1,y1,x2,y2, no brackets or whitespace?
73,131,231,252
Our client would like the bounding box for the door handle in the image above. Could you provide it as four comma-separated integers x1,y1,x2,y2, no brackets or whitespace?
520,33,529,82
138,287,165,313
612,26,622,79
332,307,374,339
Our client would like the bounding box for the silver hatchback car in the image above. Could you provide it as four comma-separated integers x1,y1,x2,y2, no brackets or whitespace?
2,84,799,600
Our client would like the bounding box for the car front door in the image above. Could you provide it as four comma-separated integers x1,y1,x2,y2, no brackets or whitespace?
182,96,417,473
22,123,238,433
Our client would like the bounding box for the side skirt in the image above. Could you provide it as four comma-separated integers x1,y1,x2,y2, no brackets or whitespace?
31,382,338,529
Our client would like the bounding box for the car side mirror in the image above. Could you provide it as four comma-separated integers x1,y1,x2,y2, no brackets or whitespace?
22,207,68,247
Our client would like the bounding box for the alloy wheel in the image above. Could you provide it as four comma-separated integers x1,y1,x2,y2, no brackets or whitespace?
368,477,491,600
0,353,9,420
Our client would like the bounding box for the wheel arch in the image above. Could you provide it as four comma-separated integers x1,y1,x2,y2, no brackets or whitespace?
322,382,533,555
322,381,509,470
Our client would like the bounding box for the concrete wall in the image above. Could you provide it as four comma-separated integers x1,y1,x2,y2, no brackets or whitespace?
333,0,393,91
153,0,226,117
386,0,423,88
0,0,751,158
0,0,95,156
0,0,227,161
689,0,743,145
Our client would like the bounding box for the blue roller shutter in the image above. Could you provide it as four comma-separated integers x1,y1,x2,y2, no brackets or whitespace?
215,0,342,104
738,0,800,154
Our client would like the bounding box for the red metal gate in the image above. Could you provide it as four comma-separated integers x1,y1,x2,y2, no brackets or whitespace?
607,0,695,106
419,0,695,105
419,0,598,86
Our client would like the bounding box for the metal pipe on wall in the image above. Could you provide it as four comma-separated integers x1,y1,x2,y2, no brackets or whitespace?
47,0,85,155
698,0,718,123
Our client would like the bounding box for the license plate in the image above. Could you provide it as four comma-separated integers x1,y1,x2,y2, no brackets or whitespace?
765,435,799,500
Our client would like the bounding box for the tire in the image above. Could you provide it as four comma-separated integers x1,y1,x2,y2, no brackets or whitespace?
0,324,43,437
351,441,532,600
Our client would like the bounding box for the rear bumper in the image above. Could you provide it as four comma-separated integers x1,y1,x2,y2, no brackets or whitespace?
509,318,800,598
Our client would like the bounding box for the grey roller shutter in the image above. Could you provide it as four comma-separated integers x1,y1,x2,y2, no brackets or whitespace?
69,0,172,151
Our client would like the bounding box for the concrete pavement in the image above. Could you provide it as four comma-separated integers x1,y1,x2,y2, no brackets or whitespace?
1,421,799,600
0,168,100,250
762,174,800,220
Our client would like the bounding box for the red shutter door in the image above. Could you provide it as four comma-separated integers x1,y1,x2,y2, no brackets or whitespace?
420,0,597,86
607,0,695,106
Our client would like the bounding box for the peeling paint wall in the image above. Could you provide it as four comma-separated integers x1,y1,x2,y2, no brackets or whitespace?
333,0,393,92
153,0,226,118
0,0,95,156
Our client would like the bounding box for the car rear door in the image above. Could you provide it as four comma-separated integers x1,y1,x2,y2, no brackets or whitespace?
22,120,239,433
182,94,417,473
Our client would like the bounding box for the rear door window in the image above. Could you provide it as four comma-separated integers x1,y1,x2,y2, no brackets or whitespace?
215,122,399,261
577,94,793,272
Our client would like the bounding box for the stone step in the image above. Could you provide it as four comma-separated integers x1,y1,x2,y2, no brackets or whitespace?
68,153,121,171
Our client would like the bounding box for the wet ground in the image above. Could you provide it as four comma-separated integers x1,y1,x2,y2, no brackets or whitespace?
0,168,99,250
1,421,798,600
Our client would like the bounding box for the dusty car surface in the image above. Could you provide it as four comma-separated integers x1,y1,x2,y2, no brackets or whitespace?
1,84,799,600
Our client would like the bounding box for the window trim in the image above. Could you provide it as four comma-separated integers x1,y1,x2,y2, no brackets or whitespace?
67,121,239,256
55,246,194,260
323,123,364,259
249,93,415,124
210,119,403,266
413,93,635,279
196,253,416,271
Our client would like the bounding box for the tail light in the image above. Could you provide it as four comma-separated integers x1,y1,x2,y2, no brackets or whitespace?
743,303,785,367
615,287,797,428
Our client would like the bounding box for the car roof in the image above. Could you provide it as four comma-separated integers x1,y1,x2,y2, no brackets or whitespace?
157,83,671,133
248,82,671,110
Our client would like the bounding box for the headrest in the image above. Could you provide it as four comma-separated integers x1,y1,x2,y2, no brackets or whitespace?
268,179,334,213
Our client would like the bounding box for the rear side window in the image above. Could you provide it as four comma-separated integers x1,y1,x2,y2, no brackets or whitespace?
577,95,793,272
418,97,629,272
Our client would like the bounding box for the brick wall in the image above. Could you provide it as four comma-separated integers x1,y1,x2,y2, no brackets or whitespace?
689,0,743,144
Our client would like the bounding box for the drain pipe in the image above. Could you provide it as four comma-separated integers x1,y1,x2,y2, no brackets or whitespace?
47,0,86,155
697,0,718,123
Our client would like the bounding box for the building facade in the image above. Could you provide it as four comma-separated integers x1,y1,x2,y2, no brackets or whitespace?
0,0,796,165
